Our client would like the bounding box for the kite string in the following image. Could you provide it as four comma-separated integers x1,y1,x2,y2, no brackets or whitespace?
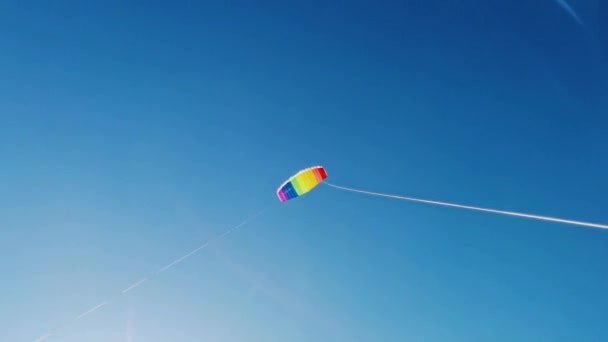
31,203,275,342
323,182,608,230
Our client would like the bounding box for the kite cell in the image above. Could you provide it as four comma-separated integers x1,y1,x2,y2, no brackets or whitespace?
277,166,328,202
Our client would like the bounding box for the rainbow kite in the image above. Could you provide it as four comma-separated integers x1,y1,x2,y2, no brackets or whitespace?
276,165,328,202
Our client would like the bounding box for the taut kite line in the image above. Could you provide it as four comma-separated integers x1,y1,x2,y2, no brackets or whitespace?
277,165,608,230
31,205,273,342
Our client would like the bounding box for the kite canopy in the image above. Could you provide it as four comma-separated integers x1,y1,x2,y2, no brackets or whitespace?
277,166,328,202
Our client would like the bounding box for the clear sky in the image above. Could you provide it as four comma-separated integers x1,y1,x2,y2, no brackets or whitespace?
1,1,608,341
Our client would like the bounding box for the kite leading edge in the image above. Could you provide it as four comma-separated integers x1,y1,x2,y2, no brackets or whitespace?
277,165,328,202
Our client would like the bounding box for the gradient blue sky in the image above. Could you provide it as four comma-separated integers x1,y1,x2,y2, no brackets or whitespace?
2,1,608,341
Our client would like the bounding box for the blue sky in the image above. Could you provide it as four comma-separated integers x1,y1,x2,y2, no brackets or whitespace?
1,1,607,341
